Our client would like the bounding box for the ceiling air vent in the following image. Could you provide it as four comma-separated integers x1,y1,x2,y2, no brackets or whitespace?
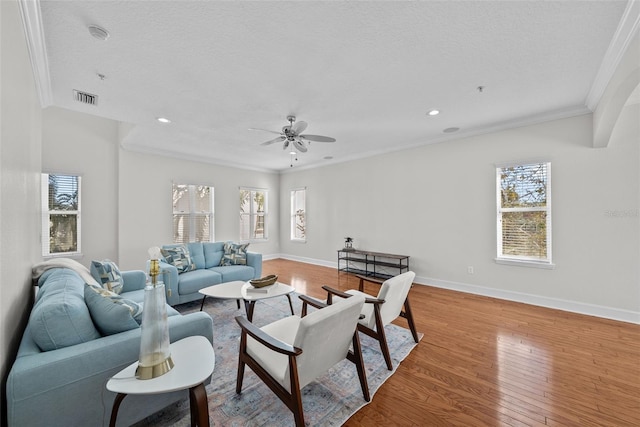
73,90,98,106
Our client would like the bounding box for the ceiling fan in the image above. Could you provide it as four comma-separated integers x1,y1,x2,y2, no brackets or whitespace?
250,115,336,153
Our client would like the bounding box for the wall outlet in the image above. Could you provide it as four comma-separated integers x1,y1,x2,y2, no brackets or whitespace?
467,266,474,274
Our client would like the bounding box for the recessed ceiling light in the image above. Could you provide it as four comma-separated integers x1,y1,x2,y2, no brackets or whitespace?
443,127,460,133
157,117,171,123
323,156,333,160
427,109,440,116
88,25,110,41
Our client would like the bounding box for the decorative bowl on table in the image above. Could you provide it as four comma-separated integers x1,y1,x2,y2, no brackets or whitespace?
249,275,278,288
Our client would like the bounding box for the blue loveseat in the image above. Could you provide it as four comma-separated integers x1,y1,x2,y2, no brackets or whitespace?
6,264,213,427
160,241,262,306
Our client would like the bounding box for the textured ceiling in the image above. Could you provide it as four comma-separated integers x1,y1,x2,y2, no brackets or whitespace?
32,1,630,172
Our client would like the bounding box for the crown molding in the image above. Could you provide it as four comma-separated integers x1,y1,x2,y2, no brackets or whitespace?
18,0,52,107
586,0,640,111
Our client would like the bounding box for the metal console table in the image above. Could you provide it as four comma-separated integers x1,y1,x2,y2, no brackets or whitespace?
337,249,409,280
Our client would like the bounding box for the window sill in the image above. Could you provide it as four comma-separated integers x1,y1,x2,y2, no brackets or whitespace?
495,258,555,269
44,252,83,260
290,239,306,244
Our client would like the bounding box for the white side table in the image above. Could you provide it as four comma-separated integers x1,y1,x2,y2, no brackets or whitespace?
106,336,214,427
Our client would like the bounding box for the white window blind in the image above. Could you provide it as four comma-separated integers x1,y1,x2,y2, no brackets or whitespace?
240,188,267,241
290,188,306,241
173,184,214,243
496,162,552,265
41,173,81,257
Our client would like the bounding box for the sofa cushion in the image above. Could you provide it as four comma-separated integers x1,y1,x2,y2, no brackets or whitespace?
186,242,205,269
90,259,124,294
203,242,225,268
177,269,222,295
161,245,196,273
212,265,256,282
84,285,142,336
220,242,249,266
29,270,100,351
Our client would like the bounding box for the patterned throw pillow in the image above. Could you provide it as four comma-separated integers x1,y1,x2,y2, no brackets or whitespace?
161,245,196,273
220,242,249,266
84,285,143,336
90,259,124,294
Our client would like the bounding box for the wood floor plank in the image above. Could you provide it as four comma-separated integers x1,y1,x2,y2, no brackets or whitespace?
262,259,640,426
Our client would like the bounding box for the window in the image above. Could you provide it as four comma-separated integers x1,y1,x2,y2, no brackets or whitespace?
41,174,81,257
172,184,214,243
290,188,306,241
240,188,267,241
496,162,552,267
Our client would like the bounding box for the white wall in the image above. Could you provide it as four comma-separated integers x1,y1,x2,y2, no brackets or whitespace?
39,108,281,272
279,113,639,321
1,0,43,420
117,149,280,271
42,107,120,264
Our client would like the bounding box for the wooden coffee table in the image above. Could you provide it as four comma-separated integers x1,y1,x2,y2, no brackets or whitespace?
198,280,295,322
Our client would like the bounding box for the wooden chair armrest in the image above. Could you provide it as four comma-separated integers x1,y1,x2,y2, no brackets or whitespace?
298,294,327,310
299,294,327,317
355,274,385,285
235,316,302,356
322,285,352,299
322,285,384,305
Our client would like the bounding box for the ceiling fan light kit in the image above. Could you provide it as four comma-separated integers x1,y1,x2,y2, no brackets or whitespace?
250,116,336,167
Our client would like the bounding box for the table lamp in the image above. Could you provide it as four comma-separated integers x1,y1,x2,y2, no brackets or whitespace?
136,246,174,379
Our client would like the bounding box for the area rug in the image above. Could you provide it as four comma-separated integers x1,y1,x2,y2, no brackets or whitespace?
135,293,422,426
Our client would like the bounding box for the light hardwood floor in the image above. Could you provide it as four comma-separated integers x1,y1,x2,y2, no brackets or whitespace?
262,258,640,427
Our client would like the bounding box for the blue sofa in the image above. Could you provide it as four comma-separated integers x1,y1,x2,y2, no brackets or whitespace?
160,241,262,306
6,265,214,427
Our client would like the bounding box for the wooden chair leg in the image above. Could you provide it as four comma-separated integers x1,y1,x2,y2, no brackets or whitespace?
403,297,419,343
236,358,246,393
287,356,305,427
350,332,370,401
291,390,305,427
373,304,393,370
236,333,247,393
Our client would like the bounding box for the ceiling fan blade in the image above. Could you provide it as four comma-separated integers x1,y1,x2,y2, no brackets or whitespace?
260,136,286,146
293,139,308,153
299,134,336,143
290,120,308,135
249,127,283,135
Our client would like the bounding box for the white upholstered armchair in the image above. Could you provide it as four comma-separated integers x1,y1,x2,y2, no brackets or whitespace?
323,271,419,370
235,293,369,427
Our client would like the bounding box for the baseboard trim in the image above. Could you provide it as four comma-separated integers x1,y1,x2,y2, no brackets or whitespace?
271,254,639,325
419,276,639,325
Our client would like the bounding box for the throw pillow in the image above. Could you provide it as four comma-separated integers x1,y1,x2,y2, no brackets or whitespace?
84,285,143,336
161,245,196,273
220,241,250,266
90,259,124,294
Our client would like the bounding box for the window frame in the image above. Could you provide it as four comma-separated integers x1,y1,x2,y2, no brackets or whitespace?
495,161,554,269
172,183,215,243
239,187,268,242
41,173,82,258
290,188,306,242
